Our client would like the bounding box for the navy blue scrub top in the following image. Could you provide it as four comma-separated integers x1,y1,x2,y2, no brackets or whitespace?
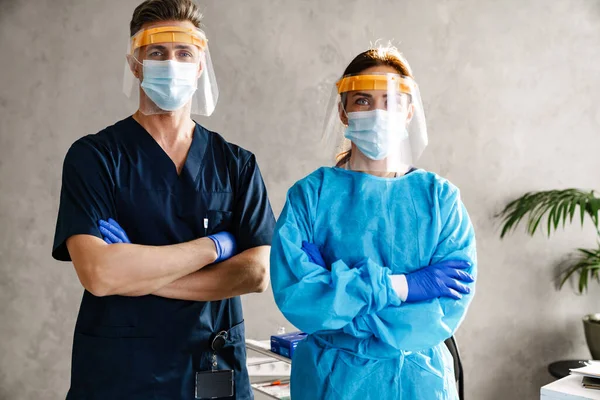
52,116,275,400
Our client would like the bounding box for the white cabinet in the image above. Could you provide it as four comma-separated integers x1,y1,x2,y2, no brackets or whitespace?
541,375,600,400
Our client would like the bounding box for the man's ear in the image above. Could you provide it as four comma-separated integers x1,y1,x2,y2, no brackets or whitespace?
126,54,141,80
196,51,206,79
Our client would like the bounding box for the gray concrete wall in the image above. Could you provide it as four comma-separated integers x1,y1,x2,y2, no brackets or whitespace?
2,0,600,398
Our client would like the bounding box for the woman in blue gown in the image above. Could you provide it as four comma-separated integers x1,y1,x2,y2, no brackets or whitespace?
270,46,477,399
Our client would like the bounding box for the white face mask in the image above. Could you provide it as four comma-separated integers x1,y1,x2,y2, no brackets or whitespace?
140,60,199,111
344,110,409,160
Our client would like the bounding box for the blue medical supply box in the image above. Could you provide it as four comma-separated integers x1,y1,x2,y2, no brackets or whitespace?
270,331,307,359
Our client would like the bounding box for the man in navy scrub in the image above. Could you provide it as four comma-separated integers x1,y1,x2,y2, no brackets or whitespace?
51,1,274,398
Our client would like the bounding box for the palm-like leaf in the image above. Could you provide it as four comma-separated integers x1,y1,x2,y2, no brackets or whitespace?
498,189,600,238
559,246,600,293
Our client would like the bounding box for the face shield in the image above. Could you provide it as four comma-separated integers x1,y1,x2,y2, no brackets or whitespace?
322,73,428,173
123,25,218,116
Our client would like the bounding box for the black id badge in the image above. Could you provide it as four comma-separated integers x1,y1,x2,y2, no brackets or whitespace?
195,369,234,399
195,330,234,399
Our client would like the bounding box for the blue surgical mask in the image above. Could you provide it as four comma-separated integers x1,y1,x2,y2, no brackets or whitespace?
344,110,408,160
141,60,198,111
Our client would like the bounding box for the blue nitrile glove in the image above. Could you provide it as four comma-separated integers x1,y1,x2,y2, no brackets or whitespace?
207,231,238,263
301,241,327,268
99,218,131,244
405,260,474,303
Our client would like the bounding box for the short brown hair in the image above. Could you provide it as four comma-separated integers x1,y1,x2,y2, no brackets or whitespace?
130,0,203,37
336,46,414,167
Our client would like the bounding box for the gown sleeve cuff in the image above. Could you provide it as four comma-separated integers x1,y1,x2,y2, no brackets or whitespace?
390,274,408,302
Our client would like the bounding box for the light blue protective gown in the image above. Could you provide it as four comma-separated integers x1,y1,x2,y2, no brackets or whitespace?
270,167,477,400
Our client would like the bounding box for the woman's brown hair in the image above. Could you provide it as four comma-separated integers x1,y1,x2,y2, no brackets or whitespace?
336,47,414,167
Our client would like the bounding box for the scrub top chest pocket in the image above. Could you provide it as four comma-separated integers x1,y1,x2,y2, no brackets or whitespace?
177,190,235,238
205,209,234,236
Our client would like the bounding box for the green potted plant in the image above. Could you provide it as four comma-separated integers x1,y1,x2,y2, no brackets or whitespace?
498,189,600,358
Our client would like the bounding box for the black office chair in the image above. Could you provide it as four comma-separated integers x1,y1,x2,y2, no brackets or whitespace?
444,336,464,400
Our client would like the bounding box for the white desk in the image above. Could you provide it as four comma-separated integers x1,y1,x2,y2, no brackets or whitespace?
541,375,600,399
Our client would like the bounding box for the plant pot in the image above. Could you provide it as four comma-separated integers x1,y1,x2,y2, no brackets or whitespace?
583,314,600,360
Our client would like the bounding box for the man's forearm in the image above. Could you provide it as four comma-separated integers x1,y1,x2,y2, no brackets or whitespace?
68,235,218,297
152,246,271,301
